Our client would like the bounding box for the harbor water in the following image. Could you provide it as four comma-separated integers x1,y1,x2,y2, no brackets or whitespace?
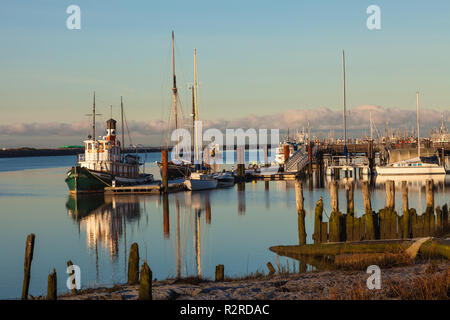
0,152,449,299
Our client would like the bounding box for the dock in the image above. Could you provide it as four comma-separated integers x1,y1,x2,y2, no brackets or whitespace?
104,180,186,194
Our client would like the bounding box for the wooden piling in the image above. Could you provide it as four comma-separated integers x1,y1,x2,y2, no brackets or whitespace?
401,181,410,238
330,181,339,213
313,197,325,243
138,261,152,300
21,233,35,300
215,264,224,282
385,180,395,209
361,181,375,240
345,182,354,241
127,242,140,284
266,262,275,276
295,180,306,245
67,260,77,294
162,149,168,193
163,194,170,239
443,204,449,231
425,179,434,210
46,269,57,300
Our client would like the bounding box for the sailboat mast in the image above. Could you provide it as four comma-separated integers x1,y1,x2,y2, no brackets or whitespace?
121,96,125,160
416,91,421,158
172,31,178,130
342,50,347,148
193,49,199,166
93,92,96,141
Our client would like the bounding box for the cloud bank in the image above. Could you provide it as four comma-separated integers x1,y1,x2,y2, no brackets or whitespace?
0,105,447,147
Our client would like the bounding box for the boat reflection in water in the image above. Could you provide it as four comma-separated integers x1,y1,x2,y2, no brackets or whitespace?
374,174,447,190
65,189,221,279
66,194,141,260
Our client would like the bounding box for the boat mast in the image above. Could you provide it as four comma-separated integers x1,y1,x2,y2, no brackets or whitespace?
193,49,199,167
416,91,421,158
93,92,96,141
342,50,348,161
172,31,178,130
121,96,125,161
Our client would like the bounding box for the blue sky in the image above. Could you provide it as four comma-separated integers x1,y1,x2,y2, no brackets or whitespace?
0,1,449,146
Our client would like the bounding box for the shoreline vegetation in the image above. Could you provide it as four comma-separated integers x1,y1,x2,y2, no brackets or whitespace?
28,260,449,300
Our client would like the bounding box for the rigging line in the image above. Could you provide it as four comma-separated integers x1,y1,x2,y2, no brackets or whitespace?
123,108,134,148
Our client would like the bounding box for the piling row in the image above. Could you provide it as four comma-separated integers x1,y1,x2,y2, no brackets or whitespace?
296,178,449,244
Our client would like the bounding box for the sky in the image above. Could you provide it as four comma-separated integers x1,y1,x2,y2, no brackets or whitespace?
0,0,449,147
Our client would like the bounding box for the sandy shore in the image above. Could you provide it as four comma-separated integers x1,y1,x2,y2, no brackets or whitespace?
54,261,448,300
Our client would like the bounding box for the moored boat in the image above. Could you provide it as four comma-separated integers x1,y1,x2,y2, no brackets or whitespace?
65,96,153,194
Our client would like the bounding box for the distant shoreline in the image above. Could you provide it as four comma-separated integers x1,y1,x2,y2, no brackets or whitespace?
0,147,163,158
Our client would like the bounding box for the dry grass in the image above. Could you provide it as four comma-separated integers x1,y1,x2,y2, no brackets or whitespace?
386,270,449,300
333,252,412,270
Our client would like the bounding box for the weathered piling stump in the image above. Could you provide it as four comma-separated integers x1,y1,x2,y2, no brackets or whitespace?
138,261,152,300
401,181,410,238
47,269,57,300
443,204,449,231
266,262,276,276
67,260,77,294
295,180,306,245
383,180,397,239
21,233,35,300
361,181,375,240
425,179,434,211
313,197,326,243
127,242,140,284
345,182,355,241
330,181,339,213
215,264,224,282
329,181,344,242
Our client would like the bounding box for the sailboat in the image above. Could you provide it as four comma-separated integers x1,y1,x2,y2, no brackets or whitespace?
65,94,153,194
157,31,194,180
375,92,446,176
184,49,218,191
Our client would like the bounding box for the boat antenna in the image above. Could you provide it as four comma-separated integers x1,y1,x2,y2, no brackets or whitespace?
121,96,125,161
416,91,421,158
342,50,348,161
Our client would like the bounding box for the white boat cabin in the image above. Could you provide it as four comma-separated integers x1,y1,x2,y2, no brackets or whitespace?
78,119,140,178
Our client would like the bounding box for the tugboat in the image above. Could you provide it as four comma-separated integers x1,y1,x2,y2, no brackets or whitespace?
65,96,153,194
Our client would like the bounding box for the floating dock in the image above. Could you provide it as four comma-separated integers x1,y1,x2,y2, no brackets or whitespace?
104,180,186,194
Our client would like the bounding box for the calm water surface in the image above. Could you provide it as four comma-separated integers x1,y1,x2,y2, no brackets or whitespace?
0,153,448,299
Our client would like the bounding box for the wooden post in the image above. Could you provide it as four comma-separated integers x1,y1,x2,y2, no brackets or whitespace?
401,181,410,238
67,260,77,294
425,179,434,210
295,180,306,245
46,269,57,300
313,197,324,243
127,242,140,284
361,181,375,240
345,181,354,214
138,261,152,300
334,168,340,180
215,264,224,282
345,182,354,241
443,204,449,231
266,262,276,276
283,145,290,163
21,233,35,300
264,145,269,167
385,180,395,209
330,181,339,212
162,149,168,193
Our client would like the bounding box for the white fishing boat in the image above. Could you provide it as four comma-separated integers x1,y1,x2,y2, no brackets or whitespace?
375,156,446,175
376,92,446,176
185,172,218,191
184,48,218,191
